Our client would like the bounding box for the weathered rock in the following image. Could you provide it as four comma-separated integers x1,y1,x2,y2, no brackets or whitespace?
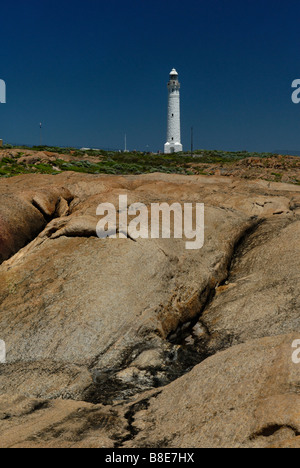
125,334,300,448
183,216,300,355
0,195,45,263
0,206,253,401
0,394,128,448
0,361,92,400
0,172,299,448
0,185,73,263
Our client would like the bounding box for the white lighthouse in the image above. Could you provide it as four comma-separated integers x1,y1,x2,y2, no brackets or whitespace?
164,68,183,154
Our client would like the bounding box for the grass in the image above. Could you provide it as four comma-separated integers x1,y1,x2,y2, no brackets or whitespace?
271,172,283,182
0,145,299,181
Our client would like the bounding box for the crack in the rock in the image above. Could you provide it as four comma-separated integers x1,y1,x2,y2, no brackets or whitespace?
31,199,53,223
142,217,267,390
114,391,162,448
0,198,74,267
31,194,73,222
83,218,266,409
250,424,300,440
167,218,264,348
83,341,171,405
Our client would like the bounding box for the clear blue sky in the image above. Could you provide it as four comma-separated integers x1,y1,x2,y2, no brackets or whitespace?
0,0,300,152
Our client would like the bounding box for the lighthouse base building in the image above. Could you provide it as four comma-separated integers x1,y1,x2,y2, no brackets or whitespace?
164,141,183,154
164,68,183,154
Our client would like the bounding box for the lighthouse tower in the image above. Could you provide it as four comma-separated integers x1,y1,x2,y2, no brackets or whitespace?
164,68,183,154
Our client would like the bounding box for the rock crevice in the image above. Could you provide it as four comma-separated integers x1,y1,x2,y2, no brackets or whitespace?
0,172,299,448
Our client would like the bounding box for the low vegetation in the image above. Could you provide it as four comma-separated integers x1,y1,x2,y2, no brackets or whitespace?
0,145,299,185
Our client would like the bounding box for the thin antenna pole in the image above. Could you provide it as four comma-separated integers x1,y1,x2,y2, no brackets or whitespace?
191,126,194,157
40,122,42,146
125,133,127,152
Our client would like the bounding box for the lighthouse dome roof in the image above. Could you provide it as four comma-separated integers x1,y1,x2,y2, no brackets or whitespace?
170,68,178,75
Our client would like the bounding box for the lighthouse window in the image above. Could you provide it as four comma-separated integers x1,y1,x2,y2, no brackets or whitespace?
172,113,174,117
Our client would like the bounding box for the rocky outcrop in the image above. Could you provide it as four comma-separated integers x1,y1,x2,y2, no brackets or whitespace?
125,334,300,448
0,172,299,447
0,394,129,448
0,185,73,263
